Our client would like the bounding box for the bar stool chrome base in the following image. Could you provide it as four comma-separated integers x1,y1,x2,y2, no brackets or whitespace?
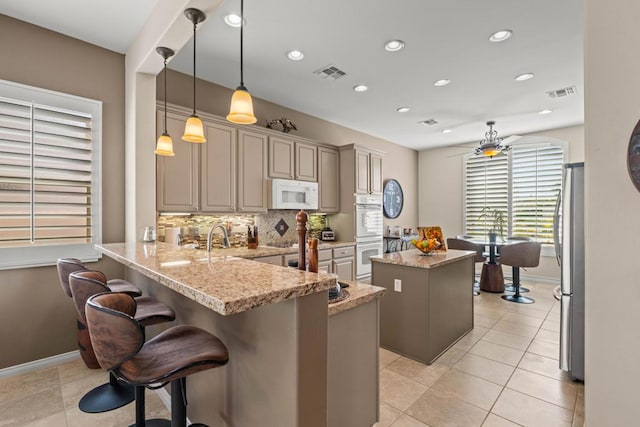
79,373,135,413
501,294,535,304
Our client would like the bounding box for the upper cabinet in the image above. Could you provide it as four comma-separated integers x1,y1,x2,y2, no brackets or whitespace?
268,136,317,182
318,146,340,213
238,129,268,213
341,145,384,196
201,122,236,212
156,110,199,212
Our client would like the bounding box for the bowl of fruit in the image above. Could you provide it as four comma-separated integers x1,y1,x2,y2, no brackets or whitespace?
410,238,441,255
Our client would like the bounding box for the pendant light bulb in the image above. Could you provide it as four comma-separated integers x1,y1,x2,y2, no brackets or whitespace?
227,0,257,125
182,8,207,143
155,46,176,156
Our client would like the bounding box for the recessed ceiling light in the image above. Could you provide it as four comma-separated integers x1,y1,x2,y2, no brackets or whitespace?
539,109,553,115
224,13,242,27
442,129,453,134
514,73,535,82
384,40,405,52
396,107,410,113
433,79,451,87
287,50,304,61
353,85,368,92
489,29,513,42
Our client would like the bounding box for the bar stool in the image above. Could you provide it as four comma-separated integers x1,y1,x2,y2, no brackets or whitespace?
502,237,532,293
86,292,229,427
446,238,486,296
499,241,541,304
68,270,175,414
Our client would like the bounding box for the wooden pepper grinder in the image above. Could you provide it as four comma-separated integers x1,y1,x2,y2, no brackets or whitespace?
308,237,319,273
296,210,308,271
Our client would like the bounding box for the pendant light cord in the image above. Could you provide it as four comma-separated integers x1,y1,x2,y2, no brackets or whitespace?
163,58,168,133
192,20,197,115
240,0,244,87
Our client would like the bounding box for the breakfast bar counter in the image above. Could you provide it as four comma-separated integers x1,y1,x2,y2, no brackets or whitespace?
371,249,475,364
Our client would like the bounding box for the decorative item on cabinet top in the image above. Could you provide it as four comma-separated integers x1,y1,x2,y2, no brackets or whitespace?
266,118,297,133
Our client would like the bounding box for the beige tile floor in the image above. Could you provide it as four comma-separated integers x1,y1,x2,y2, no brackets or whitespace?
0,281,583,427
376,281,585,427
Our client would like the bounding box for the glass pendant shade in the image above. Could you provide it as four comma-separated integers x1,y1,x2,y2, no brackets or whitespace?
182,115,206,143
155,133,175,156
227,87,257,124
482,147,500,157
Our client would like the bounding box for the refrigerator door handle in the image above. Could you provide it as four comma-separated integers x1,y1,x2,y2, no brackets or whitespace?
553,189,562,266
560,295,572,372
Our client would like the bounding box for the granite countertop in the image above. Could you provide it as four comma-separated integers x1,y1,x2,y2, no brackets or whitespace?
205,241,355,259
371,248,476,269
328,281,385,317
96,242,337,316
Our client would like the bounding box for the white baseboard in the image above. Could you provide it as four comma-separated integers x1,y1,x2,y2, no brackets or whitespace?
0,350,80,378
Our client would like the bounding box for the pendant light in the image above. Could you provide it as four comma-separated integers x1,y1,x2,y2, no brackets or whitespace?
475,121,509,157
227,0,257,124
182,8,207,143
155,47,176,156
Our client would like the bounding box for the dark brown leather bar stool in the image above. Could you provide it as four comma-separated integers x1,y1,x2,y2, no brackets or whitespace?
86,292,229,427
499,241,541,304
502,237,532,293
68,270,175,415
446,238,486,296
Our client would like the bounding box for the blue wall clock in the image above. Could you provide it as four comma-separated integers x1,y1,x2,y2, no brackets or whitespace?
383,179,404,219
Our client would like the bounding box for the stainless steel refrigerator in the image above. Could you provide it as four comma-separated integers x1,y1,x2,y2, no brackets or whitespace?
553,162,584,381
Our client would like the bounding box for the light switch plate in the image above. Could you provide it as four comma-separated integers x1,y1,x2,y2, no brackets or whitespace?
394,279,402,292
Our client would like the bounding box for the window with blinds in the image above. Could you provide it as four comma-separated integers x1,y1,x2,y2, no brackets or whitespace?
0,80,101,269
464,144,564,244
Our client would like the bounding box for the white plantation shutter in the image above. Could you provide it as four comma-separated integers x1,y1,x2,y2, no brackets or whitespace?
0,80,101,269
464,154,508,239
511,146,563,243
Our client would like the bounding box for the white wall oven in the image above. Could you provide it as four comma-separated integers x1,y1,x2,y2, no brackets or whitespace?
356,238,383,279
354,194,383,278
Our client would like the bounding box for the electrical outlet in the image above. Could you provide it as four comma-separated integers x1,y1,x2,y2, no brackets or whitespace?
394,279,402,292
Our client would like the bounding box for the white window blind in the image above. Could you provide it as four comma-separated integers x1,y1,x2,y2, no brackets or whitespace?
0,80,102,269
464,144,564,245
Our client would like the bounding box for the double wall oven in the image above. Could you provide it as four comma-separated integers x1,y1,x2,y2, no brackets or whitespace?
354,194,384,279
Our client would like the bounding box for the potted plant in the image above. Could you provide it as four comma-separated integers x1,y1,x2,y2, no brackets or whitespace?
478,207,507,242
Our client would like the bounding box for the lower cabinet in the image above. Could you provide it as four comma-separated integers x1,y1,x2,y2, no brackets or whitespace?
333,246,355,281
256,246,354,280
253,255,283,266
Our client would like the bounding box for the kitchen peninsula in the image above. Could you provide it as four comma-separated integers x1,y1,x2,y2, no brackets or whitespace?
96,242,384,426
371,249,475,365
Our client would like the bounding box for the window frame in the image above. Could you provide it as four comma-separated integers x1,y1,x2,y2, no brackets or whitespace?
0,79,102,270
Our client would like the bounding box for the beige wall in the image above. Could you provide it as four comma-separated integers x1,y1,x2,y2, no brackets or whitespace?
0,16,126,368
161,69,419,232
584,1,640,423
417,125,585,281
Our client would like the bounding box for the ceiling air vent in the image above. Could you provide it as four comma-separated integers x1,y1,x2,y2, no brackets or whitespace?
313,64,347,81
546,86,577,98
419,119,438,126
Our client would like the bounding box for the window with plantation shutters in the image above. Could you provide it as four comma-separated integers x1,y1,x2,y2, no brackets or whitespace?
0,80,102,269
463,143,564,245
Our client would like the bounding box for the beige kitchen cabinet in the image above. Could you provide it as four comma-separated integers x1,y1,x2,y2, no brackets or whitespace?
268,136,317,182
318,146,339,212
253,255,283,266
369,151,383,195
333,246,355,281
238,129,268,213
200,122,236,212
156,110,199,212
340,145,384,197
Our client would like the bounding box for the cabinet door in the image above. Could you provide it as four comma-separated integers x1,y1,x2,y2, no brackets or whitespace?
295,141,318,181
333,257,355,281
355,149,371,194
369,152,383,195
238,130,268,213
318,260,332,274
268,136,294,179
157,110,199,212
201,122,236,212
253,255,283,266
318,146,339,212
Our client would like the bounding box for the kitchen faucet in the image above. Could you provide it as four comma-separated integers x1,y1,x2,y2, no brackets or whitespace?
207,224,231,251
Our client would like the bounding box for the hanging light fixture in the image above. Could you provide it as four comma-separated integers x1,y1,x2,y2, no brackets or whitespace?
227,0,257,124
475,121,510,157
155,47,176,156
182,8,207,143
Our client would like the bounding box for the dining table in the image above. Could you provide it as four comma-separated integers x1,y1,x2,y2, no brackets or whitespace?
464,238,514,293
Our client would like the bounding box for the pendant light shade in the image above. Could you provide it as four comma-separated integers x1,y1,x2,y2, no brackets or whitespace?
155,46,176,156
227,0,257,124
182,8,207,143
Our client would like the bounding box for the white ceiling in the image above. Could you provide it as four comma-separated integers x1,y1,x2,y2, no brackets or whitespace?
0,0,583,151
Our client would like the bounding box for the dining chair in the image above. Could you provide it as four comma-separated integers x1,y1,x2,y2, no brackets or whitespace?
502,236,532,293
499,241,541,304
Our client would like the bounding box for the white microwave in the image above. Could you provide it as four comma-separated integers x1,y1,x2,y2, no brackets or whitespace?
269,179,318,210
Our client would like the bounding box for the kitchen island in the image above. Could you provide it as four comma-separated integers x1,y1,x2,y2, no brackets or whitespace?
371,249,475,365
96,242,383,427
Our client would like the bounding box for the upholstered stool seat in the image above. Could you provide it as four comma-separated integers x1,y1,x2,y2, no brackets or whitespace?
86,293,229,427
58,258,142,297
499,241,541,304
502,237,532,293
66,270,175,414
446,238,486,296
